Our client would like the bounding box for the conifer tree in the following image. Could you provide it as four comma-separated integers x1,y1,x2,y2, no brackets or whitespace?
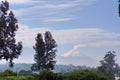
0,1,22,67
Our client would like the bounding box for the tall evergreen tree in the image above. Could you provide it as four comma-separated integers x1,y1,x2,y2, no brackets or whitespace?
32,31,57,71
97,51,117,80
0,1,22,67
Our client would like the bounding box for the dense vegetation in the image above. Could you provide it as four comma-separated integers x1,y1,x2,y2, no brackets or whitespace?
0,69,109,80
0,69,36,80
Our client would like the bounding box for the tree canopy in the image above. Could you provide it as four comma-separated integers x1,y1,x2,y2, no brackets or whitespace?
97,51,117,80
31,31,57,71
0,1,22,67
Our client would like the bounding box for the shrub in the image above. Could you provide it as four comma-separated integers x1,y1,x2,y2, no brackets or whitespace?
55,73,64,80
0,69,17,77
19,70,32,76
39,70,56,80
99,76,109,80
38,70,70,80
0,76,36,80
69,69,107,80
37,69,109,80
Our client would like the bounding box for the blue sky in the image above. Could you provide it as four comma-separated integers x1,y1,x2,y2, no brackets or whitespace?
0,0,120,67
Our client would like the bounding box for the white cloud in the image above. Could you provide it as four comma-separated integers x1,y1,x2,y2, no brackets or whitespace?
5,0,95,5
44,17,75,22
15,24,50,47
6,24,120,66
63,41,120,57
0,0,38,4
16,24,120,49
52,28,120,45
10,0,97,22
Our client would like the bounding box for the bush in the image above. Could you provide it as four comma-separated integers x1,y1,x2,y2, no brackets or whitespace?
99,76,109,80
69,69,108,80
19,70,33,76
37,69,109,80
0,69,109,80
0,76,36,80
31,73,39,79
39,70,56,80
0,69,17,77
55,73,64,80
38,70,68,80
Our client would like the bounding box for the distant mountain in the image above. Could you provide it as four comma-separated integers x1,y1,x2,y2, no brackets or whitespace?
57,54,99,67
0,63,92,72
54,64,92,73
0,63,32,71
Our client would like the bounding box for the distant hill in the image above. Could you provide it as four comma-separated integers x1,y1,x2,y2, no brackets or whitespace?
54,64,92,72
0,63,92,72
0,63,32,71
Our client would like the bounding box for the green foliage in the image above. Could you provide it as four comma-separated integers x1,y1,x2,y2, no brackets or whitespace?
38,70,55,80
18,70,33,76
55,73,65,80
0,69,17,77
44,31,57,70
69,70,99,80
31,73,39,79
97,51,117,80
38,70,69,80
32,31,57,71
32,33,46,71
0,69,109,80
0,76,36,80
99,76,109,80
0,69,38,80
37,69,108,80
0,1,22,67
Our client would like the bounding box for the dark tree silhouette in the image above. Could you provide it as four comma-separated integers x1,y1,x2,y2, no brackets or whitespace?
0,1,22,67
32,33,45,71
32,31,57,71
97,51,117,80
44,31,57,70
118,0,120,16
